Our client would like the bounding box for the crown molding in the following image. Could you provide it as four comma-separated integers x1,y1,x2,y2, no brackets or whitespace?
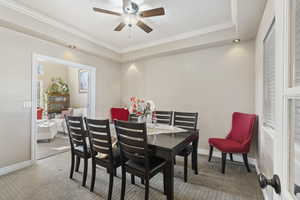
120,22,235,53
231,0,239,35
0,0,120,52
0,0,239,55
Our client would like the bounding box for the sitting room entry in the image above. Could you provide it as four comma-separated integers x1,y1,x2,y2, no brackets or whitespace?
32,54,96,160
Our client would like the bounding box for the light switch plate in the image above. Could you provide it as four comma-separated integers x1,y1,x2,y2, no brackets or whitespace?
24,101,32,108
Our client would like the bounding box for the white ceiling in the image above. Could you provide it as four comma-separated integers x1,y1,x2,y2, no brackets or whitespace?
12,0,233,52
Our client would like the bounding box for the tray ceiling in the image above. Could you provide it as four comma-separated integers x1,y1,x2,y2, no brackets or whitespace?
11,0,232,52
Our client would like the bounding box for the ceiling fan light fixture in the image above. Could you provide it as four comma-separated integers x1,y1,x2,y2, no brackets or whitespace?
67,45,76,49
233,39,241,43
123,13,138,26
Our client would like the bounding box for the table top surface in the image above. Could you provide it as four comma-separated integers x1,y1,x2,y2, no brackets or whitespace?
108,123,198,150
147,131,197,150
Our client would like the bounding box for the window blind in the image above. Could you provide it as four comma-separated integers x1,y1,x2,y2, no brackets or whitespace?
295,0,300,85
263,22,276,128
294,0,300,144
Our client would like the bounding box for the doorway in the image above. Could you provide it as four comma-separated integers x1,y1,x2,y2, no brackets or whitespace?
31,54,96,161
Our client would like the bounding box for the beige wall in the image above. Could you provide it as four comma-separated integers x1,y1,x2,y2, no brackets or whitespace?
38,62,68,92
0,26,121,168
121,41,255,156
68,67,88,108
37,62,88,109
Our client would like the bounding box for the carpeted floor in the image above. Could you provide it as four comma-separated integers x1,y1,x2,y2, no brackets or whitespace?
37,133,70,159
0,152,263,200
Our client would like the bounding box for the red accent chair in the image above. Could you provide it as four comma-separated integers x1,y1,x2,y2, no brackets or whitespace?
208,112,257,174
111,108,129,121
37,108,44,120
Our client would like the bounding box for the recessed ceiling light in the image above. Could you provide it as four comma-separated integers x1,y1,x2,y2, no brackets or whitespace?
233,39,241,43
67,45,76,49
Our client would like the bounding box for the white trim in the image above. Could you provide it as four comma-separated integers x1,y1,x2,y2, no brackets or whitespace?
0,0,238,54
197,148,257,166
0,160,33,176
230,0,239,35
119,22,235,53
31,53,96,162
31,54,38,161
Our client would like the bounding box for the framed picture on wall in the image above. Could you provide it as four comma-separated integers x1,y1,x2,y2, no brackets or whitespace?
79,69,89,93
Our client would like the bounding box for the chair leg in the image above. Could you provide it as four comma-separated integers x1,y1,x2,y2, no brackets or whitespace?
221,152,227,174
121,167,126,200
131,174,135,185
243,153,251,172
69,153,75,179
108,172,114,200
174,157,176,165
145,178,149,200
230,153,233,162
141,178,144,185
163,167,167,195
208,145,214,162
82,158,88,187
75,155,80,172
90,162,96,192
184,155,188,183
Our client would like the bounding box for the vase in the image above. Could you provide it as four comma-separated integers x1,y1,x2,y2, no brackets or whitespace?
146,114,152,124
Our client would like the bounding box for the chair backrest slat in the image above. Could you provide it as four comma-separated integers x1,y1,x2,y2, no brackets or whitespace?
85,118,114,160
65,116,88,152
128,114,139,122
174,112,198,131
155,111,173,125
118,134,144,148
114,120,149,166
88,125,107,133
115,127,144,138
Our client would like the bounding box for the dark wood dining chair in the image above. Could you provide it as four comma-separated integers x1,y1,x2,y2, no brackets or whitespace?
154,111,173,125
65,116,91,187
84,118,122,199
114,120,167,200
173,112,199,182
128,114,138,122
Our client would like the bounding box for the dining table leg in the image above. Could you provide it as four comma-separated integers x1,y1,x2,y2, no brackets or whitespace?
192,137,199,175
166,154,174,200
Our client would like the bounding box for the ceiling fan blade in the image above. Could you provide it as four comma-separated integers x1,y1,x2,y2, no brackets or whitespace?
136,20,153,33
93,7,122,16
114,22,126,31
140,7,165,18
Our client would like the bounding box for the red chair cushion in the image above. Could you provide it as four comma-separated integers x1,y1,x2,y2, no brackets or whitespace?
111,108,129,121
208,138,245,153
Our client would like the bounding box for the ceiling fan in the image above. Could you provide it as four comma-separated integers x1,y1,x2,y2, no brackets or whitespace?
93,0,165,33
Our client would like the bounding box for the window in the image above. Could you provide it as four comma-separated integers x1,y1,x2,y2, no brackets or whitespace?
263,21,276,128
293,0,300,86
288,1,300,197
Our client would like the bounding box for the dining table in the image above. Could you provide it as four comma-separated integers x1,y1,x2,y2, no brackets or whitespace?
109,123,199,200
147,130,199,200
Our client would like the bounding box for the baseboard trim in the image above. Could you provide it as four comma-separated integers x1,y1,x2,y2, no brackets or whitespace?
197,148,257,165
0,160,34,176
